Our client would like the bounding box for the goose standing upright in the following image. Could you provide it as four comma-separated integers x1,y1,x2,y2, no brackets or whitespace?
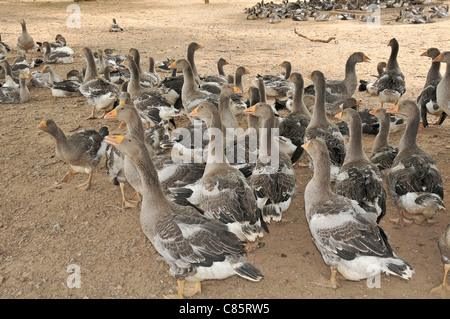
79,47,120,119
323,52,371,116
369,108,399,176
417,48,445,128
433,51,450,116
245,102,297,223
387,100,445,226
334,108,386,223
302,139,413,289
17,19,35,59
37,120,108,190
190,102,265,243
304,70,346,181
278,72,311,164
377,38,406,108
169,58,218,117
104,133,263,299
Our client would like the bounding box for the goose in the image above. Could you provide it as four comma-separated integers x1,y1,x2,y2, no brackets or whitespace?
418,48,446,128
369,108,399,176
386,100,445,226
365,61,387,95
104,100,206,204
303,52,371,116
278,72,311,164
104,133,263,299
259,61,294,98
43,65,82,97
334,108,386,224
301,138,413,289
304,70,346,181
245,102,297,223
37,120,108,191
109,18,123,32
169,58,218,118
0,73,30,104
189,102,265,243
201,58,229,85
126,48,153,88
433,51,450,116
121,55,178,127
41,41,74,64
79,47,120,119
377,38,406,108
17,19,36,59
430,223,450,298
147,57,161,86
324,52,371,116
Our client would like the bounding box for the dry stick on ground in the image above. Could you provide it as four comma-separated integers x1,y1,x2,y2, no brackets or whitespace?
293,28,337,43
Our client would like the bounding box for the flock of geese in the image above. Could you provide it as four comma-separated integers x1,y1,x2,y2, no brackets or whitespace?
1,18,450,299
244,0,449,24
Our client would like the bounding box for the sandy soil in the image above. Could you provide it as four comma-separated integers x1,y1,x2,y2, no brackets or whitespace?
0,0,449,300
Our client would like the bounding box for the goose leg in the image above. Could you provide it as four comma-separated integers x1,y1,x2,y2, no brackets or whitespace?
60,170,77,183
312,266,340,289
77,172,93,190
430,264,450,298
164,279,186,299
183,281,202,297
120,182,138,208
389,209,413,226
129,190,142,202
434,112,447,125
86,106,97,120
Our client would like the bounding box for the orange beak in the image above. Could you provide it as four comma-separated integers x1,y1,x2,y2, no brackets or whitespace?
335,111,343,119
104,135,124,147
119,122,127,129
420,50,428,57
369,109,377,116
189,107,199,117
233,86,242,94
104,108,118,119
244,68,250,75
244,105,256,115
356,100,362,105
308,73,312,79
386,104,399,114
37,120,47,130
301,141,310,150
169,61,177,69
363,54,371,62
433,54,442,62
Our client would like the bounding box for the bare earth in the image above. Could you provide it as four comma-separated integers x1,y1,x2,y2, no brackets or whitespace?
0,0,449,300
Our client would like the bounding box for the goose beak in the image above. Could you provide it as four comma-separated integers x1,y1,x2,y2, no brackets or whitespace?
356,100,362,105
433,54,442,62
37,121,47,130
369,109,377,115
420,50,428,56
169,61,177,69
335,111,343,119
104,135,124,147
102,51,106,56
119,122,127,129
308,73,312,79
363,54,371,62
244,105,256,115
120,60,125,66
301,141,310,150
189,107,199,117
233,86,242,94
104,108,118,119
224,60,230,65
244,68,250,74
386,104,399,114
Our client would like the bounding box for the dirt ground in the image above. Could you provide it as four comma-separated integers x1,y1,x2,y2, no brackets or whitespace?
0,0,449,300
